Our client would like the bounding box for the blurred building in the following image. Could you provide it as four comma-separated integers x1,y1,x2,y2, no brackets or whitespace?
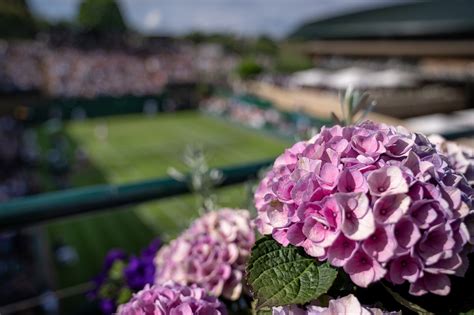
289,0,474,118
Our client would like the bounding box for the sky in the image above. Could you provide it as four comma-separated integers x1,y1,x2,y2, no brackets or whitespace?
27,0,402,38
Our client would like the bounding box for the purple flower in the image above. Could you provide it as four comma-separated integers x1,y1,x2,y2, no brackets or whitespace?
88,239,162,314
88,249,129,314
255,121,474,295
104,249,127,270
429,135,474,186
125,238,162,290
155,209,254,301
117,282,227,315
124,256,155,290
100,299,115,315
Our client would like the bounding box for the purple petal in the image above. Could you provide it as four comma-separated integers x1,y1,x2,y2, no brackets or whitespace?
410,273,451,296
374,194,410,224
337,193,375,241
386,135,414,157
344,249,386,287
286,223,306,246
403,152,433,179
272,228,290,247
337,168,367,193
394,218,421,249
425,254,462,275
327,234,358,267
317,162,340,190
362,225,397,263
367,166,408,197
389,255,422,284
418,223,455,266
409,200,440,229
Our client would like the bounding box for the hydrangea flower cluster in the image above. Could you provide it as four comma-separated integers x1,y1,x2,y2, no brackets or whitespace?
88,249,129,314
272,294,398,315
255,121,474,295
154,209,255,300
117,282,227,315
428,135,474,187
125,239,162,290
88,239,162,314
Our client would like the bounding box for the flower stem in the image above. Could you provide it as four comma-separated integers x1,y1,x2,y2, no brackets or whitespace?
382,283,432,315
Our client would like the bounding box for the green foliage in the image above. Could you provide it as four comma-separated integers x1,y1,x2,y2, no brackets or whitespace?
77,0,126,33
168,145,223,214
109,260,126,280
254,36,278,56
236,57,264,80
0,0,36,38
247,236,338,309
116,287,132,305
331,88,375,126
274,45,313,74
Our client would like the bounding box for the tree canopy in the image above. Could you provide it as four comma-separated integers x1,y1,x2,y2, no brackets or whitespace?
77,0,127,34
0,0,36,38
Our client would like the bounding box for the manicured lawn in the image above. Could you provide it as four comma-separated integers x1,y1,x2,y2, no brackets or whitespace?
45,111,289,290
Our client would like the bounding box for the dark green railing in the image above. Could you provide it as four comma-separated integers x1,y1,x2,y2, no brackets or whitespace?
0,159,272,231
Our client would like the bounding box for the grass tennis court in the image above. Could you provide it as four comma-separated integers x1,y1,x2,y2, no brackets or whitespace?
44,111,289,290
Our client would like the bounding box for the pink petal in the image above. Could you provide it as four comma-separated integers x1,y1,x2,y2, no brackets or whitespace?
362,225,397,263
373,194,410,224
272,228,290,246
302,239,326,258
327,234,358,267
286,223,306,246
344,249,386,287
337,193,375,241
367,166,408,197
337,168,367,193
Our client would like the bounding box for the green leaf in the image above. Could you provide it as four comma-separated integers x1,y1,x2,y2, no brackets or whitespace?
116,287,132,304
247,236,337,309
109,260,126,280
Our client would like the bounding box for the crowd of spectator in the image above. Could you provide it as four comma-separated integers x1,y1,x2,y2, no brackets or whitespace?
0,116,41,201
0,116,44,310
0,40,198,98
0,41,44,92
200,96,318,138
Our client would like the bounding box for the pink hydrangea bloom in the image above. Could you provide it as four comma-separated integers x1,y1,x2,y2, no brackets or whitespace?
154,209,255,300
272,294,399,315
255,122,474,295
116,282,227,315
429,135,474,186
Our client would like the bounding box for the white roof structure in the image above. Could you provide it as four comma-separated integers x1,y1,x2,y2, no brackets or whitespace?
289,67,419,89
